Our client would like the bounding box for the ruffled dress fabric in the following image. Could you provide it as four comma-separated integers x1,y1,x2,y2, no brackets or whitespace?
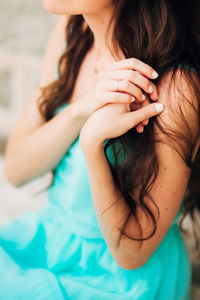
0,60,195,299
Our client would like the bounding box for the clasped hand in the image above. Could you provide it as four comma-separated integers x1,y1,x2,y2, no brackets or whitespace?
78,57,164,148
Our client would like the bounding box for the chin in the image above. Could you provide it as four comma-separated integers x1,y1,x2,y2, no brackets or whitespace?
43,0,59,14
42,0,69,14
42,0,113,15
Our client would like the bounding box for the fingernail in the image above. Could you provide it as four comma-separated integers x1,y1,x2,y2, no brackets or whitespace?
145,119,149,125
152,71,159,78
142,94,146,101
155,103,164,112
131,96,135,102
149,85,153,93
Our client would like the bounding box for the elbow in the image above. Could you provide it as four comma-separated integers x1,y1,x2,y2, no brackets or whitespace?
114,251,148,271
4,172,22,188
118,259,147,271
4,161,23,188
4,143,25,188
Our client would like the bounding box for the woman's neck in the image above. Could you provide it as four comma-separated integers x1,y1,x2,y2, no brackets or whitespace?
82,4,124,65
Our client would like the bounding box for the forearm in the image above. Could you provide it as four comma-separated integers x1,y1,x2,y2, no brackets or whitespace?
82,141,143,270
5,103,87,187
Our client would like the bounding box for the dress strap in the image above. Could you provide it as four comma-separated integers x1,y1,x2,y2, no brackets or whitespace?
178,63,198,74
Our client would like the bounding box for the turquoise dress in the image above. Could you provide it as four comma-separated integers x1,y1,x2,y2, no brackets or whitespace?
0,101,192,300
0,66,193,299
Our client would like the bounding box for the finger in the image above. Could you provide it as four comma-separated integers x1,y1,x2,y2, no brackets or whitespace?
124,103,164,127
131,70,158,100
141,119,149,126
136,123,144,133
140,99,150,125
110,79,146,102
105,57,159,80
129,94,150,110
140,96,150,107
131,98,149,125
102,91,136,104
106,69,158,100
98,80,137,103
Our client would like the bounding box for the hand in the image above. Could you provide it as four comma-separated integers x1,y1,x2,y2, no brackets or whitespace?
72,58,159,133
79,101,164,150
130,93,152,133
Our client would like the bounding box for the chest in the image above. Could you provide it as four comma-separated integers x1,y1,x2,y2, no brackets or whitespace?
68,51,96,105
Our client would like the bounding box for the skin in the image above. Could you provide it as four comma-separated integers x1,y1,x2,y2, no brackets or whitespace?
43,0,159,133
42,1,199,270
5,1,199,270
79,70,198,269
43,0,114,15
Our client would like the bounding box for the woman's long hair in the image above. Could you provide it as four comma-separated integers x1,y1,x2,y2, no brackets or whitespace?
37,0,200,250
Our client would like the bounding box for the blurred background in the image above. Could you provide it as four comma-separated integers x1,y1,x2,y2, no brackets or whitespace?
0,1,57,224
0,1,199,298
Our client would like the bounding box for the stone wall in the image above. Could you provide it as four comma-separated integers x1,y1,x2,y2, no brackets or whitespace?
0,1,58,145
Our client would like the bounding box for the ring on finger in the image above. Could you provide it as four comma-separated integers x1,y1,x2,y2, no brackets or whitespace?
114,80,120,92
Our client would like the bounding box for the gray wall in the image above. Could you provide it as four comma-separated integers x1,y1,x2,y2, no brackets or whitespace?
0,1,58,152
0,1,57,55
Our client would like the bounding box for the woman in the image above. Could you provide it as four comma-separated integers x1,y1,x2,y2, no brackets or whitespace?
1,0,200,299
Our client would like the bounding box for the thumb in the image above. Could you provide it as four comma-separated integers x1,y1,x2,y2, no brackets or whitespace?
125,103,164,127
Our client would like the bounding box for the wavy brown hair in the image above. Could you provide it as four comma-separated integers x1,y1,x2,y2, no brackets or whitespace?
37,0,200,250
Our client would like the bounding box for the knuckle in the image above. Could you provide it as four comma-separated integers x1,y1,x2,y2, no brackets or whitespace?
126,94,132,102
111,92,117,101
119,93,130,102
144,110,151,119
135,73,148,89
134,71,142,81
122,79,130,89
146,81,151,91
129,57,135,65
126,70,133,80
131,57,139,68
138,90,143,100
130,57,136,64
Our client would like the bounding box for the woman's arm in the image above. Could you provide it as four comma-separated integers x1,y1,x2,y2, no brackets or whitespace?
4,15,87,188
80,69,199,270
4,43,158,188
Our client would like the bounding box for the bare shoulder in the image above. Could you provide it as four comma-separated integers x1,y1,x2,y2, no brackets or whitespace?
125,68,199,266
7,15,70,141
39,15,69,86
157,67,198,108
154,67,199,160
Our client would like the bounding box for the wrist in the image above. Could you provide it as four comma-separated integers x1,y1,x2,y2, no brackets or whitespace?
80,132,105,154
82,139,105,159
69,101,87,120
